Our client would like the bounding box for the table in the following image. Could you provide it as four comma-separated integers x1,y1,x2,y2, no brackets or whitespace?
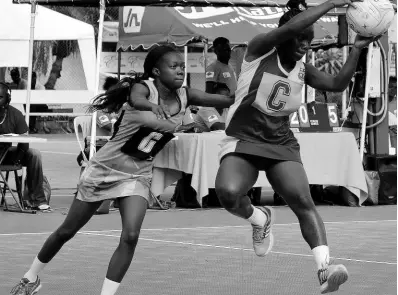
0,135,47,143
0,135,47,214
151,132,368,207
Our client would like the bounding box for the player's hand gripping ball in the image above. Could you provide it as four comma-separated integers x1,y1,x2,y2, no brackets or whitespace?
346,0,396,37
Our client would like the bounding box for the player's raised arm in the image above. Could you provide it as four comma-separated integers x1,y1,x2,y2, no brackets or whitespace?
304,34,380,92
246,0,357,61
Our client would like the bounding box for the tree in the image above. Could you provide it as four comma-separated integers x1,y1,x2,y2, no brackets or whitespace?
314,48,343,76
313,48,344,117
33,6,117,89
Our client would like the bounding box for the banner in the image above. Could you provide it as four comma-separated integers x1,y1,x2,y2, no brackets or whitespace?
100,52,216,74
118,6,339,50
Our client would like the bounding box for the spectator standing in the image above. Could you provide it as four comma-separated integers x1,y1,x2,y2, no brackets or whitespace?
205,37,237,96
10,68,28,90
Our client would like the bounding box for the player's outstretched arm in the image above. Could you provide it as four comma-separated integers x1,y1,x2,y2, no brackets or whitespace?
304,35,379,92
129,83,171,120
246,0,357,61
187,88,234,109
135,111,197,134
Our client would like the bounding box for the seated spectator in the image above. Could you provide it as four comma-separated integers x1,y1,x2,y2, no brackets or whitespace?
0,82,49,210
10,68,28,90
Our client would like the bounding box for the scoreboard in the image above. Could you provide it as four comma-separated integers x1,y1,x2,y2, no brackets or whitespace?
289,103,341,132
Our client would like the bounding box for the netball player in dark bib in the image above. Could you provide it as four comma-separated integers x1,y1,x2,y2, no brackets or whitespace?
10,46,233,295
215,0,378,293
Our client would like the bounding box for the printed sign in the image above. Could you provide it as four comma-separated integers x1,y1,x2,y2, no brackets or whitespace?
100,52,216,74
122,7,145,33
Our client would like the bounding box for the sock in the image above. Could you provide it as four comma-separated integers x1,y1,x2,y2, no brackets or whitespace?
24,256,47,282
100,278,120,295
247,206,267,227
312,245,330,270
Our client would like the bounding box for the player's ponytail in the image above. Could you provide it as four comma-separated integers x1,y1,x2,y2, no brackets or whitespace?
89,73,148,113
279,0,308,27
89,45,180,114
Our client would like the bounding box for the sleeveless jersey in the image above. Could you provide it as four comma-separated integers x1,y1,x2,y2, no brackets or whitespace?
77,80,188,203
225,48,305,146
94,79,188,173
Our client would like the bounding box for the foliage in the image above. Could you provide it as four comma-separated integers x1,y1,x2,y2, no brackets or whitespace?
314,48,343,76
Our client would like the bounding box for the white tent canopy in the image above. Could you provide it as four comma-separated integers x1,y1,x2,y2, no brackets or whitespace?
0,1,96,92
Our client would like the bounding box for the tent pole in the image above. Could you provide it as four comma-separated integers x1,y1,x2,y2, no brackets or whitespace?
342,46,348,119
395,43,397,79
301,54,307,103
307,50,316,102
359,42,374,161
89,0,105,159
183,46,188,87
204,41,208,82
117,50,121,80
25,1,37,127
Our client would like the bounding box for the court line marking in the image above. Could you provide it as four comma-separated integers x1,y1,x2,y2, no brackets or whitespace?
41,151,77,156
32,141,78,144
79,232,397,266
0,219,395,237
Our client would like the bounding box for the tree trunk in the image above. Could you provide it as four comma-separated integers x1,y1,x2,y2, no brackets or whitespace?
44,55,64,90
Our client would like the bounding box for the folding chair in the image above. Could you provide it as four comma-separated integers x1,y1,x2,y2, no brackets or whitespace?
0,145,36,214
74,116,93,167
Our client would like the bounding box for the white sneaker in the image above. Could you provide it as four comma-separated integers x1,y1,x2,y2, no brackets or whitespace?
251,206,275,257
318,263,349,294
10,276,42,295
38,204,51,211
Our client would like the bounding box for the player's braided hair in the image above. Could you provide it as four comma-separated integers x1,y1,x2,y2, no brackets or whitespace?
89,45,179,114
279,0,308,27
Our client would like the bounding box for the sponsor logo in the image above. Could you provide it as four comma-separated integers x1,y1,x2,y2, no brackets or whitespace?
298,68,305,81
233,7,284,20
123,7,145,33
222,72,232,78
206,71,215,78
174,6,283,20
174,7,234,19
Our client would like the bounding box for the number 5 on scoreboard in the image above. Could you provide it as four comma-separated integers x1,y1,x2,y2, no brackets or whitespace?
327,103,339,127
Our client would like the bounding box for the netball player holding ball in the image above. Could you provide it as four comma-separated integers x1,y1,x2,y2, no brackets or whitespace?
214,0,379,293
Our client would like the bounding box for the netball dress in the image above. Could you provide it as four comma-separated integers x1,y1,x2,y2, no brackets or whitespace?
220,48,305,164
77,80,188,203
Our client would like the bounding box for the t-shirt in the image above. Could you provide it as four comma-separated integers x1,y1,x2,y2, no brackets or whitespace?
0,105,29,134
205,60,237,94
194,107,225,132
